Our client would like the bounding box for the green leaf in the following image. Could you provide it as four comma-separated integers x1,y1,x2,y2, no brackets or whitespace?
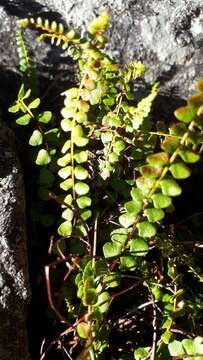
160,178,182,197
57,153,71,167
38,111,52,123
18,83,25,99
35,149,51,165
62,208,74,221
161,136,180,153
119,256,137,271
74,165,88,180
74,150,88,163
179,147,200,163
182,339,196,355
111,228,128,245
60,178,72,191
64,194,73,206
137,221,157,238
130,237,149,256
103,273,121,288
134,347,150,360
77,322,89,339
75,111,88,123
29,130,43,146
168,340,185,357
103,242,122,258
131,188,144,203
75,182,90,195
188,93,203,112
58,221,72,236
83,288,98,306
101,132,113,143
194,337,203,354
38,168,55,186
175,105,195,123
58,166,72,179
140,165,162,178
28,98,40,109
144,208,165,222
113,140,125,154
61,140,71,154
74,137,89,147
124,200,142,215
152,193,172,209
76,196,92,209
136,176,155,196
109,152,119,163
61,107,74,119
97,291,110,313
147,152,169,166
81,209,92,220
16,113,31,125
61,118,73,131
169,162,191,179
8,103,21,113
119,213,135,228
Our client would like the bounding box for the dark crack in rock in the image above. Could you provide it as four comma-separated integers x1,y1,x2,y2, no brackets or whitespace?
0,124,31,360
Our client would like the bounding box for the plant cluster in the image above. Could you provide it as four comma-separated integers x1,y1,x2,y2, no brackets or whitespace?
9,11,203,360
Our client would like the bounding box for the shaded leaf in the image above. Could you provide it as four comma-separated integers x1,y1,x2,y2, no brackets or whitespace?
137,221,157,237
152,193,172,209
161,136,180,153
119,213,135,228
103,242,122,258
144,208,165,222
140,165,162,178
130,237,149,256
120,255,137,271
124,200,142,215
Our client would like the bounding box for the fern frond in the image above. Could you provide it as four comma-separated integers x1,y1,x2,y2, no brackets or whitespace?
17,17,78,49
16,29,38,96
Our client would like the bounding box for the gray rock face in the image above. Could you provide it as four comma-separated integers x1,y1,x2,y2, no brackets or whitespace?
0,124,31,360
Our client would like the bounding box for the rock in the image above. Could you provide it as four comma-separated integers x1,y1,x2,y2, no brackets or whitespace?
0,124,31,360
0,0,202,103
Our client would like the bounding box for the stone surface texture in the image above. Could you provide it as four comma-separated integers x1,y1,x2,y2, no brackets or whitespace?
0,124,31,360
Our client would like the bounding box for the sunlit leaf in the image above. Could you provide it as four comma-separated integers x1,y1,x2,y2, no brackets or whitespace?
97,291,110,313
168,340,185,357
62,208,74,221
119,255,137,271
169,162,191,179
175,106,195,123
35,149,51,165
58,166,72,179
124,200,142,215
140,165,162,178
74,150,88,163
38,111,52,123
160,178,182,197
147,152,169,166
179,147,200,163
29,130,43,146
16,113,31,125
29,98,40,109
58,221,72,236
60,178,72,191
74,165,88,180
75,182,90,195
161,136,180,153
76,196,92,209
